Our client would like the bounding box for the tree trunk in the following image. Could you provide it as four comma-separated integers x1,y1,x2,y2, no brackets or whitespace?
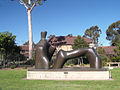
1,53,4,67
78,58,80,65
27,10,33,59
3,54,6,68
81,57,83,64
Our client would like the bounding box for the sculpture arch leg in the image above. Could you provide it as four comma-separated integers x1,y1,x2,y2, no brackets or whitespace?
35,47,49,69
86,48,102,69
52,48,102,69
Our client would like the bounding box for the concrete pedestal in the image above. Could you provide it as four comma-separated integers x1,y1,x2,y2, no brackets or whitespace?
27,68,109,80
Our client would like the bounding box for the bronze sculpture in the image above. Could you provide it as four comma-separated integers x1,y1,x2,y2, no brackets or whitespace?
35,31,56,69
53,48,102,69
35,31,102,69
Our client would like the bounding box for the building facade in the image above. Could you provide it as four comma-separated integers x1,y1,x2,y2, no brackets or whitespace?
20,45,29,60
48,36,93,52
102,46,117,57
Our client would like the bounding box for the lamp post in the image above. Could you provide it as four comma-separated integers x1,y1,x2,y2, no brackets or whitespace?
109,66,113,80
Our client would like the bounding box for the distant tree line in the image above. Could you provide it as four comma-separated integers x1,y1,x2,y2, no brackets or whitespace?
70,20,120,66
1,20,120,68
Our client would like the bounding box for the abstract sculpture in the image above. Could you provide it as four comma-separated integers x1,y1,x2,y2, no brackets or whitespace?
35,31,56,69
35,31,102,69
53,48,102,69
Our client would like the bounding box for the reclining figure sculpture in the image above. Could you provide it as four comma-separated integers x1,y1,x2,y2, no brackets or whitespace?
35,31,56,69
35,31,102,69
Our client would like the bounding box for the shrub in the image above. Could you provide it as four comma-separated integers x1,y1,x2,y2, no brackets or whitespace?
65,59,78,65
23,66,27,69
101,56,108,66
0,66,2,69
24,59,35,66
10,65,16,69
70,64,74,67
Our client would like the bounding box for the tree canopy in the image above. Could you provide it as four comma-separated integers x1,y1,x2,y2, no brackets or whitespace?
106,20,120,46
0,32,21,67
47,35,56,40
84,25,102,44
0,32,16,54
72,36,89,49
112,41,120,62
97,47,105,56
11,0,46,11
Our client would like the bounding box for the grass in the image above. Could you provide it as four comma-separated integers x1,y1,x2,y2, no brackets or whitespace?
0,68,120,90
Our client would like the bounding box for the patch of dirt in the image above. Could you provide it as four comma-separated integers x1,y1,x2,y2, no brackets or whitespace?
0,68,25,70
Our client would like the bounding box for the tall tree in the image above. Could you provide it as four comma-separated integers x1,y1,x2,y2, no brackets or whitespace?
67,34,73,37
11,0,47,59
72,36,89,65
23,41,29,45
112,41,120,62
72,35,89,49
0,32,18,67
106,20,120,46
23,41,35,46
7,45,22,63
84,25,102,45
47,35,56,39
97,47,106,56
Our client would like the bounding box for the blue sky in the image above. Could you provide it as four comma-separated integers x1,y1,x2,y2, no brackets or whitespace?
0,0,120,46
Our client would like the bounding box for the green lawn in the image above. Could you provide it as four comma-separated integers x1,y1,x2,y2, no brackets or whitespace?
0,68,120,90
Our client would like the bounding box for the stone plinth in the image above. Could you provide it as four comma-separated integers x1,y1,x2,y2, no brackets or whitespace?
27,68,109,80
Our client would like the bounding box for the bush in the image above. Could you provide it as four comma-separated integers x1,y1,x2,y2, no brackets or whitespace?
115,56,120,62
65,58,78,65
0,66,2,69
24,59,35,66
23,66,27,69
112,57,117,62
101,56,108,66
10,65,16,69
70,64,74,67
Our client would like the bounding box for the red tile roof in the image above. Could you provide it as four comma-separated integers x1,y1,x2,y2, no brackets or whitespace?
20,45,29,50
48,36,93,46
102,46,117,55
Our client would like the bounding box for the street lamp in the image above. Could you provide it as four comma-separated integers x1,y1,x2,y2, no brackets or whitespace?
109,66,113,80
